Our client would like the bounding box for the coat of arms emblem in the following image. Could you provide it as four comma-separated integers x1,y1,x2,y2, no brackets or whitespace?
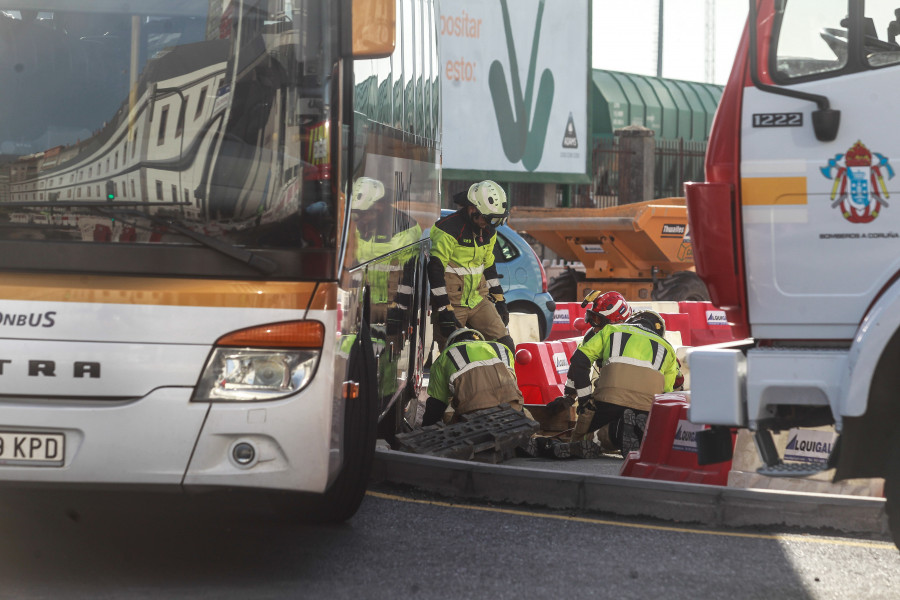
821,140,893,224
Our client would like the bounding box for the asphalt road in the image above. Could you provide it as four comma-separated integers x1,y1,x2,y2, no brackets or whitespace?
0,484,896,599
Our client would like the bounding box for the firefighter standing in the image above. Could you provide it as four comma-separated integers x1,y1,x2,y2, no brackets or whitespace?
543,310,681,457
428,180,514,352
421,328,527,426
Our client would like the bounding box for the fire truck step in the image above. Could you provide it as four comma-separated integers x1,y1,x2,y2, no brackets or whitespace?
756,462,829,478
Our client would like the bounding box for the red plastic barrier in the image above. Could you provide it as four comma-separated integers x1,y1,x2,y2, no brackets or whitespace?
547,302,588,341
514,338,581,405
659,312,692,346
677,301,737,346
620,393,735,485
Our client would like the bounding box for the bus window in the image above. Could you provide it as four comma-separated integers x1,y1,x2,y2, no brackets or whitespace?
0,1,341,279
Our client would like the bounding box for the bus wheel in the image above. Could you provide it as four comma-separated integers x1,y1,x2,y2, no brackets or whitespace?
885,439,900,550
271,328,378,523
376,395,408,448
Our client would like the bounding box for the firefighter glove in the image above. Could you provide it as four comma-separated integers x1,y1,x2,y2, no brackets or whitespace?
422,397,447,427
438,309,462,338
545,395,574,416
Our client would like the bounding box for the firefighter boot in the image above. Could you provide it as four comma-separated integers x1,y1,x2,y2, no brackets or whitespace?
546,438,573,458
546,435,606,459
569,407,596,442
620,409,648,456
570,438,603,458
524,436,556,457
591,424,619,454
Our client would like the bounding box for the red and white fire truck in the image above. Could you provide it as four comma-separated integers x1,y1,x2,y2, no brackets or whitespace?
685,0,900,546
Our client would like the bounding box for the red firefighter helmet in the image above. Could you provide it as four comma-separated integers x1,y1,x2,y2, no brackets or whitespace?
582,290,632,329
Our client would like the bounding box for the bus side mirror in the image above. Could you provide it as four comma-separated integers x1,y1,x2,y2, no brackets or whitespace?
352,0,396,59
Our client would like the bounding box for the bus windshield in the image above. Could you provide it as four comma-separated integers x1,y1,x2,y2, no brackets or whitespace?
0,1,340,279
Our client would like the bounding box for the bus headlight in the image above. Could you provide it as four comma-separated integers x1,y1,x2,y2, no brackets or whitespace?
192,320,324,402
193,348,320,401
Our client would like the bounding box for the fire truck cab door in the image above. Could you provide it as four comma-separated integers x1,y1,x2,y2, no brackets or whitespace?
741,0,900,340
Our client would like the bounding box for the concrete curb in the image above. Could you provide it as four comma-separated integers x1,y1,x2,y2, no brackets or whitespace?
371,448,889,536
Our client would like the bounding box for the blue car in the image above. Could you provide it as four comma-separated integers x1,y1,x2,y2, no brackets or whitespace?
435,208,556,340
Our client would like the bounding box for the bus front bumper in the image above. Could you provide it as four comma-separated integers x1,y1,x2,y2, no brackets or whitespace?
0,383,336,494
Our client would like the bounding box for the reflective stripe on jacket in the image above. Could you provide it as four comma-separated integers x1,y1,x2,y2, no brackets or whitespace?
426,339,522,415
428,209,502,310
564,323,679,403
355,221,422,306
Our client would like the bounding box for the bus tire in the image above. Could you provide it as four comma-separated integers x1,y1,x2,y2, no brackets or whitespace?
885,437,900,550
376,395,407,448
271,323,378,523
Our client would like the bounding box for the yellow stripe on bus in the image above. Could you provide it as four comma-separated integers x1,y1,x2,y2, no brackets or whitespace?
741,176,808,205
0,273,334,309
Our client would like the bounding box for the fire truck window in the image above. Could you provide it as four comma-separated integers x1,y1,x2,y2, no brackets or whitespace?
774,0,847,78
864,0,900,67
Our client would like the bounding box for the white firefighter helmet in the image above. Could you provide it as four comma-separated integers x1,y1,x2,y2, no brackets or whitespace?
351,177,385,212
446,327,484,347
627,310,666,336
467,180,509,226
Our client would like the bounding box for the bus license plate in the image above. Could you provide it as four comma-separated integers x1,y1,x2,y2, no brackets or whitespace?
0,432,65,466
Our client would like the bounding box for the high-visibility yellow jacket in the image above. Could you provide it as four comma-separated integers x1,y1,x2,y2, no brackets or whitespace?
354,208,421,306
427,209,503,310
427,338,521,415
564,323,680,411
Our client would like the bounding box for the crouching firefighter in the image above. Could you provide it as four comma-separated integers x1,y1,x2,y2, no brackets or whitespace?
562,289,632,442
543,310,681,457
421,328,528,426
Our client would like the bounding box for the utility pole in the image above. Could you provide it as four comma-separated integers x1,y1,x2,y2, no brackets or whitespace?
705,0,715,83
656,0,664,77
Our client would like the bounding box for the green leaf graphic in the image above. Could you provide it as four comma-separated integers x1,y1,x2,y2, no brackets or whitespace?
523,69,554,171
489,61,524,162
488,0,554,171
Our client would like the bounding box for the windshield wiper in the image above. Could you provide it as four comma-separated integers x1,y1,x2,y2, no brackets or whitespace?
2,201,278,275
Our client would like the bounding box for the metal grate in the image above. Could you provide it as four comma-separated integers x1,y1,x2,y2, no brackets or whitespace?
395,404,539,463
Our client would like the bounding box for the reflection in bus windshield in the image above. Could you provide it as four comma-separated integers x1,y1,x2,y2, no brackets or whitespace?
0,4,338,261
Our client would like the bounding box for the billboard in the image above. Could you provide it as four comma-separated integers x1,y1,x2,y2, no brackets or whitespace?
439,0,590,182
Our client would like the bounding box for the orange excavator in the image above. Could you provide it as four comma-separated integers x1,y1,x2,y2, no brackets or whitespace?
509,198,708,302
